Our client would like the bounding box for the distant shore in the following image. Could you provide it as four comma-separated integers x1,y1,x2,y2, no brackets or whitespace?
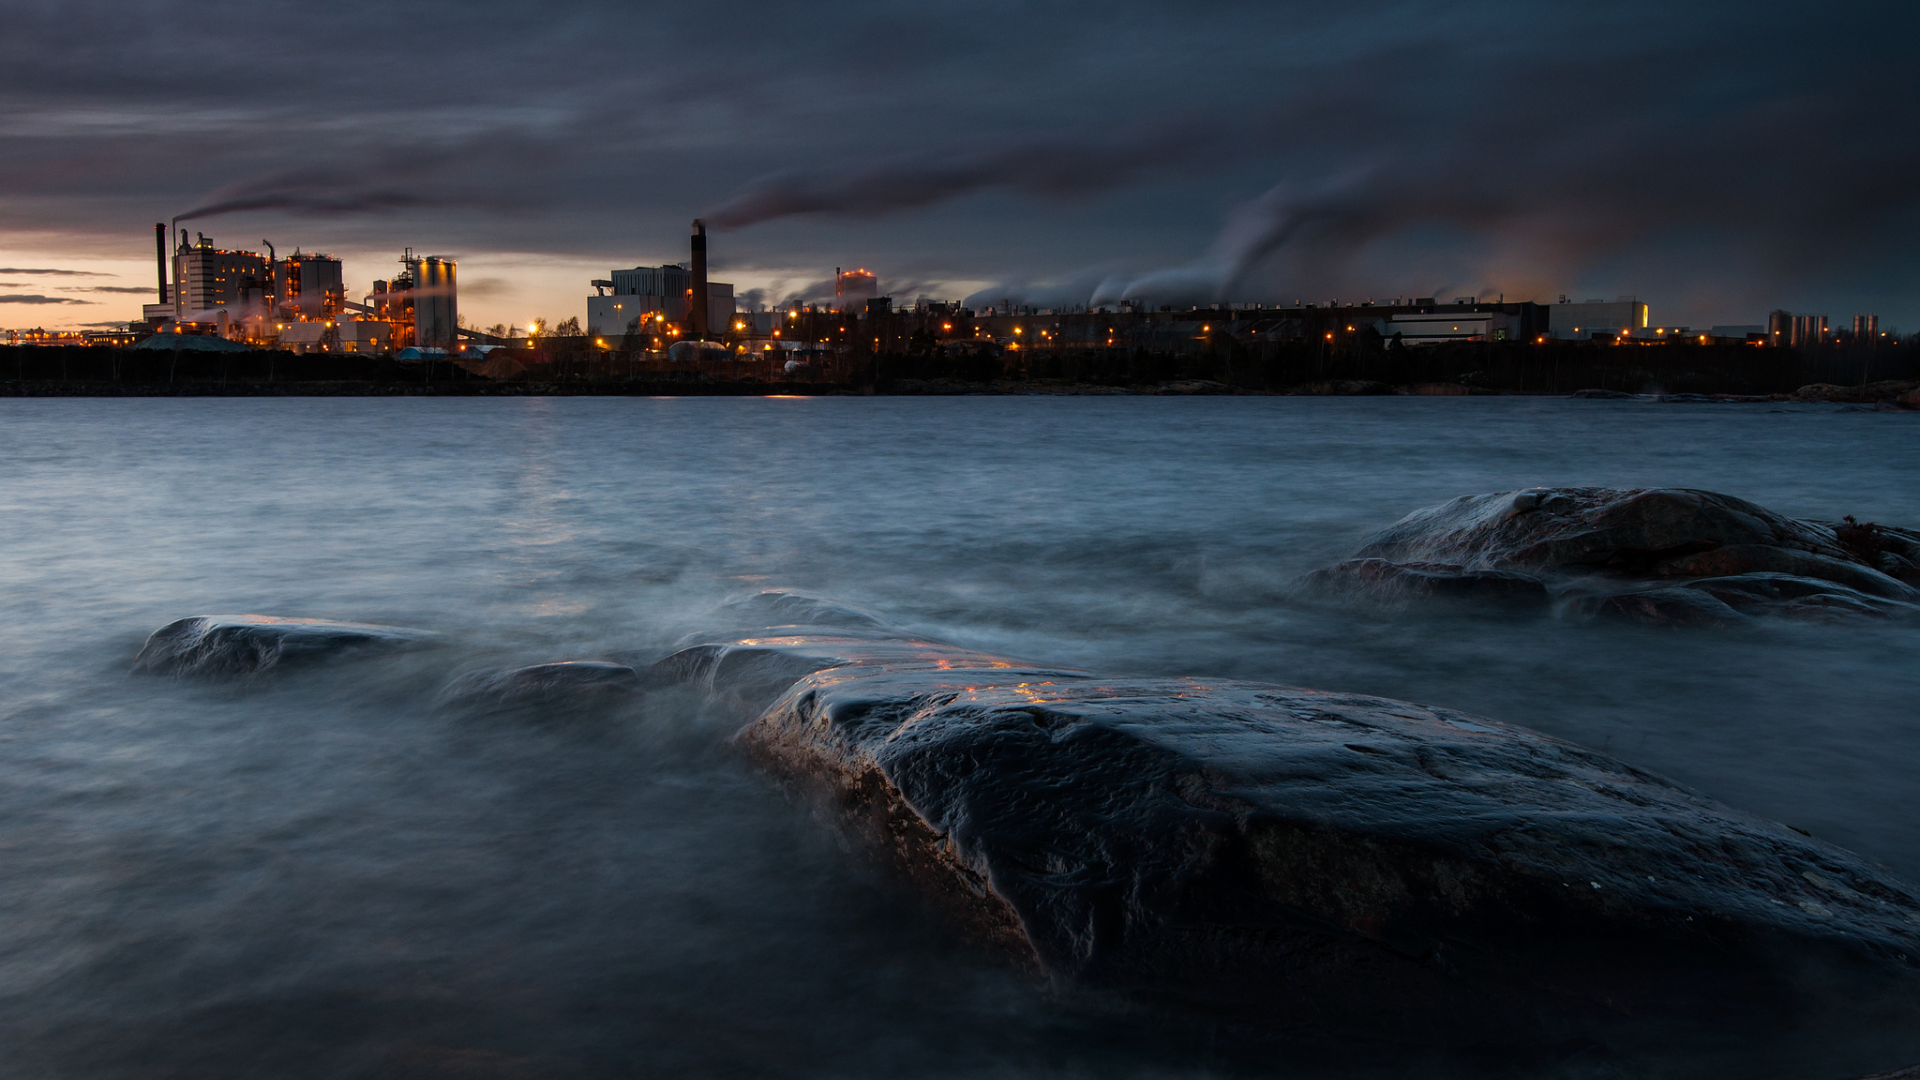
2,342,1914,403
3,377,1916,405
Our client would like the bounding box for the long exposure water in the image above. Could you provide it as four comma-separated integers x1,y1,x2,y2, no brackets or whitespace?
1,396,1915,1079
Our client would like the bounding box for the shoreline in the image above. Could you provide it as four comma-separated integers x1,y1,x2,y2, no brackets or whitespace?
1,378,1915,404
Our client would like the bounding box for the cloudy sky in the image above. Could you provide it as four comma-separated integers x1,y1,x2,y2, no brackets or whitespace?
3,0,1916,331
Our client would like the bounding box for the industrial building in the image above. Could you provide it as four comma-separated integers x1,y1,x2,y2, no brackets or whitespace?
1547,298,1650,340
166,229,270,319
278,320,392,354
586,222,734,341
131,223,456,354
835,269,878,312
277,250,345,319
1378,310,1517,345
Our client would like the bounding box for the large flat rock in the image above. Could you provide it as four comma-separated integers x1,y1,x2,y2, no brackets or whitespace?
653,609,1920,1049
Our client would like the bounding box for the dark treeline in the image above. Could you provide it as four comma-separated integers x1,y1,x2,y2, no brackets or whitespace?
4,335,1916,397
0,345,820,396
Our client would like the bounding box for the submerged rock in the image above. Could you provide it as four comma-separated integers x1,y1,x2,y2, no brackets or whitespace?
435,660,640,712
1295,558,1551,615
1305,488,1920,623
710,589,885,631
653,600,1920,1049
131,614,438,677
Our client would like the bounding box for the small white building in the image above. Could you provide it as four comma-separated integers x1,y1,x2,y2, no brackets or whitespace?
587,282,734,340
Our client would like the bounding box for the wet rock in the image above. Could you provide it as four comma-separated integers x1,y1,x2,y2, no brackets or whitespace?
653,624,1920,1048
435,660,640,712
1307,488,1920,623
1357,488,1862,573
1295,558,1550,615
132,614,438,677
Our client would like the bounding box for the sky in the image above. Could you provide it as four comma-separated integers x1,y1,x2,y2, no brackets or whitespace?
2,0,1917,332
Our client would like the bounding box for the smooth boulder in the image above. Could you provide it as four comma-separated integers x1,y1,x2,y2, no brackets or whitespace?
131,614,438,677
653,604,1920,1049
1307,488,1920,623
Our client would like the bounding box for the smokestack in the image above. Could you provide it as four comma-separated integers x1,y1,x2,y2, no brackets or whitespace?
153,223,169,304
690,219,708,339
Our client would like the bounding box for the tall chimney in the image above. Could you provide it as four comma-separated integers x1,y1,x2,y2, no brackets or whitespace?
690,219,708,339
153,223,169,304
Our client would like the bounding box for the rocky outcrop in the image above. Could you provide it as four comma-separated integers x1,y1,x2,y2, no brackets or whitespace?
651,596,1920,1050
131,614,438,677
1303,488,1920,624
435,660,640,712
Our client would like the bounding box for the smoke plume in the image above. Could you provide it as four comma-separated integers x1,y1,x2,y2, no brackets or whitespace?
704,129,1192,230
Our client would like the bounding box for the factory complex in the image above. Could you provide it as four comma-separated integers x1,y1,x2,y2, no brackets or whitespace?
2,221,1895,364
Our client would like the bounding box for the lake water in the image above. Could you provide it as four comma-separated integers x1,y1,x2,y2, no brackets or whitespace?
1,396,1916,1079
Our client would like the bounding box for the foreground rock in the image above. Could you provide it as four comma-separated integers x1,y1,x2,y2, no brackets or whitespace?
655,598,1920,1051
131,614,438,677
1303,488,1920,624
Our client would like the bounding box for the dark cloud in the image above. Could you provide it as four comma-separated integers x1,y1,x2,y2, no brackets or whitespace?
0,1,1916,324
69,285,155,293
0,267,110,276
0,295,92,304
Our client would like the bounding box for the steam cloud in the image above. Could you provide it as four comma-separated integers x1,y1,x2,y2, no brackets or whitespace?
704,130,1190,230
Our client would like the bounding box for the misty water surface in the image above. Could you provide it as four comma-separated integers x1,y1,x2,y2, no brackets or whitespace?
0,396,1915,1079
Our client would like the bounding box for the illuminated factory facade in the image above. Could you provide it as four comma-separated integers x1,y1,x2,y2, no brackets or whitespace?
140,224,458,354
